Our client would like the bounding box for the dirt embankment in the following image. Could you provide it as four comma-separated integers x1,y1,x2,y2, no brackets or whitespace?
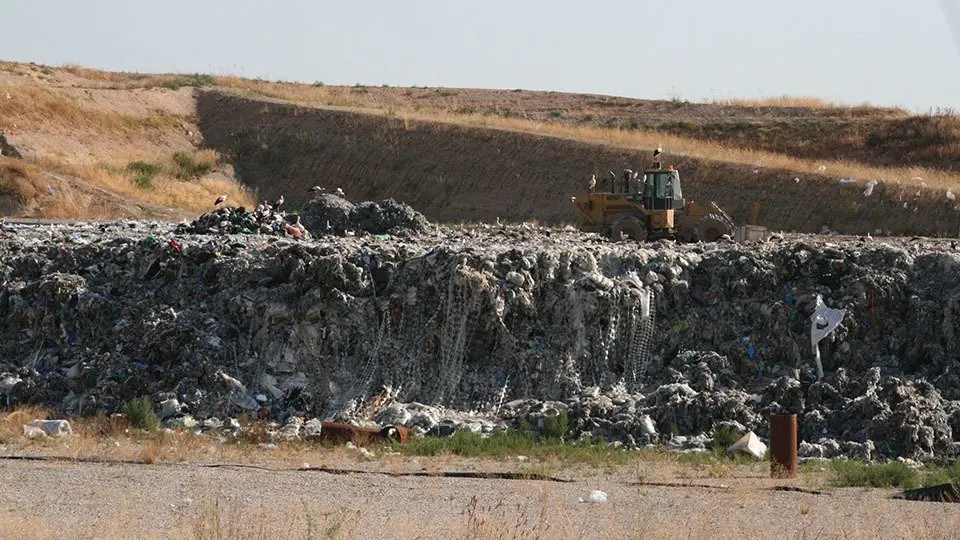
197,92,960,235
256,84,960,173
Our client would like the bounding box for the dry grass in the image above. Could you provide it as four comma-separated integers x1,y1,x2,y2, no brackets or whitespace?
710,95,891,110
0,84,179,134
0,158,40,203
32,154,256,216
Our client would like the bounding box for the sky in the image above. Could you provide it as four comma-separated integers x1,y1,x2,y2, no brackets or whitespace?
3,0,960,112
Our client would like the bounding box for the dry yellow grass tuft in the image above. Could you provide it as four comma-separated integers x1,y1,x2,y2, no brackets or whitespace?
709,95,904,112
0,158,40,203
0,405,53,441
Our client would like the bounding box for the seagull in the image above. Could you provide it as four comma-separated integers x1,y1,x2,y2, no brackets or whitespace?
274,195,284,209
335,187,345,197
309,185,324,193
213,193,228,206
588,174,596,192
653,145,662,158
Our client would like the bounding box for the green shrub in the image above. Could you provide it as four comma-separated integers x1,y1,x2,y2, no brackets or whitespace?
121,396,160,431
542,410,570,440
710,426,741,453
830,460,919,489
172,151,214,179
127,161,161,190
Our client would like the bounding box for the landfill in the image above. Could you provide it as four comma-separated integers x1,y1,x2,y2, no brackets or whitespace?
2,196,960,461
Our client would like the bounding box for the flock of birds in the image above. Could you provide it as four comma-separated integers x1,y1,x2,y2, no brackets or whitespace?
212,185,345,209
587,145,661,192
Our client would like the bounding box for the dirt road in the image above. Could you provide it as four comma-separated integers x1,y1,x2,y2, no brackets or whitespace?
0,457,956,539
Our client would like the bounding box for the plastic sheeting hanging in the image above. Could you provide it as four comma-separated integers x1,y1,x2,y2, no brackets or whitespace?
810,295,846,380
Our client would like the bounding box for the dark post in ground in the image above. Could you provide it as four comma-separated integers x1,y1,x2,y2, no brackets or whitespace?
770,413,798,479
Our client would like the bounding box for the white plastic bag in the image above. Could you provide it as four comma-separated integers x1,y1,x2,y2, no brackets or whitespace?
810,295,846,379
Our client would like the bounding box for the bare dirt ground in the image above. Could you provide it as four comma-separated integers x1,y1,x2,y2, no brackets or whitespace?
0,455,955,540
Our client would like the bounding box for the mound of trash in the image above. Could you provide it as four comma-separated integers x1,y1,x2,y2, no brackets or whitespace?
299,194,432,236
1,219,960,460
177,205,308,238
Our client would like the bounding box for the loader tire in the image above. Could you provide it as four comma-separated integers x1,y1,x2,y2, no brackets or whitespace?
611,217,648,242
693,214,730,242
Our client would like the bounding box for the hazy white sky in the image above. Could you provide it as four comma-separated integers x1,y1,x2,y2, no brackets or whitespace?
4,0,960,111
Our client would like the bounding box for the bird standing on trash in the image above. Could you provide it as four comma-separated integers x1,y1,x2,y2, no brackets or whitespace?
274,195,284,210
335,187,345,197
653,144,662,158
309,185,324,193
588,174,596,193
213,193,228,206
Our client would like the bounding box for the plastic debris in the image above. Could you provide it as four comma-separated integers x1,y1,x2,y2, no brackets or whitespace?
579,490,608,503
811,295,846,380
726,431,767,459
25,419,72,437
863,180,878,197
23,425,46,438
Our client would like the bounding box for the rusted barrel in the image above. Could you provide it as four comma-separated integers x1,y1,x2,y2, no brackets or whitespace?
770,413,798,479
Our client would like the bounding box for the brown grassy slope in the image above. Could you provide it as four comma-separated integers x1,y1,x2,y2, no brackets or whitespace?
214,82,960,172
197,92,960,235
0,62,254,218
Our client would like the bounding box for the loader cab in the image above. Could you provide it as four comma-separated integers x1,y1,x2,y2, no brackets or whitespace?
643,164,685,211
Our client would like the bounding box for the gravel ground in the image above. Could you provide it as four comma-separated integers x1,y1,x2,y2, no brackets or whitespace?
0,458,957,539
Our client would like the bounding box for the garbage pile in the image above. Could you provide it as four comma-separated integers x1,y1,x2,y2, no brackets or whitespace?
299,194,432,237
176,205,308,238
1,219,960,460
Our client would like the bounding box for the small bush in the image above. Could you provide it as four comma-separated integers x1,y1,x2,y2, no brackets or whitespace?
173,151,214,179
549,110,563,118
830,460,919,489
121,396,159,431
541,411,570,440
126,161,161,190
921,460,960,487
710,426,741,453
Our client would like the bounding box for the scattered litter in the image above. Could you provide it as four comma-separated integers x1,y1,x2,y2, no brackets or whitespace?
579,490,608,503
863,180,878,197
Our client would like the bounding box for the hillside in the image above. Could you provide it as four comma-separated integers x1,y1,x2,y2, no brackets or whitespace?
2,61,960,235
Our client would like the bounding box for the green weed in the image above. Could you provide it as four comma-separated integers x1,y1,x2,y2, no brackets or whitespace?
120,396,159,431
